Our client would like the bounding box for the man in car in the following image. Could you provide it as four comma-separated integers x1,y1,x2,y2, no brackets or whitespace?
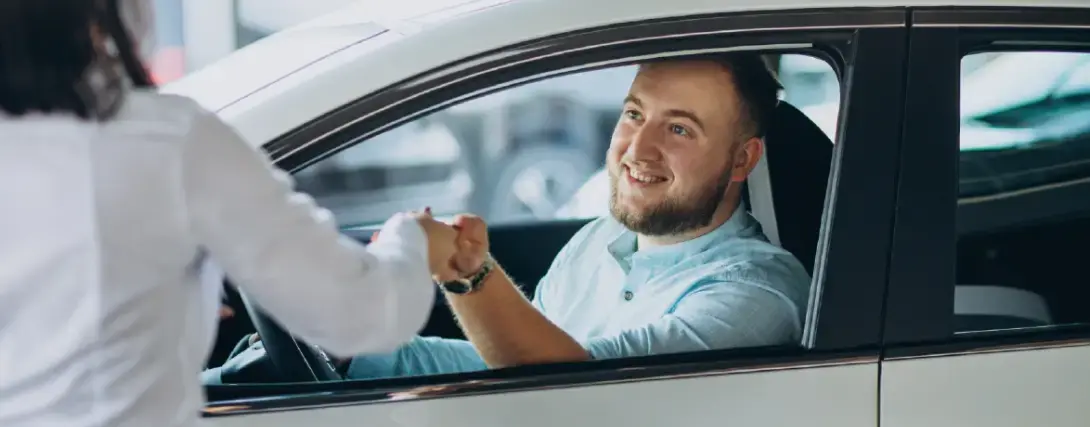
205,52,811,383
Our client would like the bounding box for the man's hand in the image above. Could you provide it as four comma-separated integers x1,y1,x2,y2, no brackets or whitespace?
437,213,588,368
451,214,490,276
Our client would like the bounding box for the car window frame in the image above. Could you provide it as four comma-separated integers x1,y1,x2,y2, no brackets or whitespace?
203,7,910,416
882,6,1090,357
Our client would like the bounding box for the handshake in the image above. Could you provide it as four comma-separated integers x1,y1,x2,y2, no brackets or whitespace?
218,208,490,321
388,207,490,283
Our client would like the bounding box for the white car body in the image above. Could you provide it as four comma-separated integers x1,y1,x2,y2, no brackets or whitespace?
164,0,1090,426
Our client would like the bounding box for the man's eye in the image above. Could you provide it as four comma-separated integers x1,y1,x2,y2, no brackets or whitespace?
624,110,643,121
670,124,690,136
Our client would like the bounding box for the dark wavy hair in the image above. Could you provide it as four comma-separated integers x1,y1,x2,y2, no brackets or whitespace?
0,0,155,120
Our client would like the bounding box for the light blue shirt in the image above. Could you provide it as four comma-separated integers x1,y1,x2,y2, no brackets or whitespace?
346,205,811,379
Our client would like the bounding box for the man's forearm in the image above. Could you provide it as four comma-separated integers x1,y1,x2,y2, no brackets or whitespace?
445,265,589,368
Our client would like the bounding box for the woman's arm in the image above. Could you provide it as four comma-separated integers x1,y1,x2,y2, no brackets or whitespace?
180,108,435,358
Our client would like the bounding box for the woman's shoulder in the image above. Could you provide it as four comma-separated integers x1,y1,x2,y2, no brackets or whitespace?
117,91,219,131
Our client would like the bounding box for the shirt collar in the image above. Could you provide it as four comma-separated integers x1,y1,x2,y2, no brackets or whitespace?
606,201,758,272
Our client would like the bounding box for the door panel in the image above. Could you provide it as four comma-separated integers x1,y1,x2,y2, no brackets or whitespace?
205,362,878,427
881,344,1090,427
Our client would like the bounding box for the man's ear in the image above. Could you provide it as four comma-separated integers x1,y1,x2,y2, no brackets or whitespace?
729,137,764,183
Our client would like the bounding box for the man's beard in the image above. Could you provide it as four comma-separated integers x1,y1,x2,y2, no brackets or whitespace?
608,169,732,237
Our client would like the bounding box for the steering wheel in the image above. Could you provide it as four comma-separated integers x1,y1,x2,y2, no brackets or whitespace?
237,290,343,382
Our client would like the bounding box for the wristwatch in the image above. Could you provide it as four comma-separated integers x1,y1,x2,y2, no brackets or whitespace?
438,255,495,295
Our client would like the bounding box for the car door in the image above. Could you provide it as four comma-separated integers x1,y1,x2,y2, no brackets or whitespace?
201,6,910,427
880,6,1090,427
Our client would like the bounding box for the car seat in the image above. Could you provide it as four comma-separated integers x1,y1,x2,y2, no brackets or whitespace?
745,100,834,276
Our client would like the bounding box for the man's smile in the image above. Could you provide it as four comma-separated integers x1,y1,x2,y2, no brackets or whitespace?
623,164,669,188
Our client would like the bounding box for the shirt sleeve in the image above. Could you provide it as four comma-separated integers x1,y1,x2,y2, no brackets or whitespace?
181,108,435,358
530,263,554,313
582,281,800,360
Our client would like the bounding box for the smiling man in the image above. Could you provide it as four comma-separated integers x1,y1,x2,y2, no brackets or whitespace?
204,52,813,383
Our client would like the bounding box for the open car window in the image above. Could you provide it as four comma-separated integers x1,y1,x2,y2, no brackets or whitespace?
280,52,842,375
205,51,846,387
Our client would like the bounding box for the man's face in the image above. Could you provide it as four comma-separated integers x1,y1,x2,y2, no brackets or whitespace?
607,61,754,236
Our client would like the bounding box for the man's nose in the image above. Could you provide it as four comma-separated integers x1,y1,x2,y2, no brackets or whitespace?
625,126,662,161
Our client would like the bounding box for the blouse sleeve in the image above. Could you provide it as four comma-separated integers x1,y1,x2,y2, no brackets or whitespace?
180,109,435,357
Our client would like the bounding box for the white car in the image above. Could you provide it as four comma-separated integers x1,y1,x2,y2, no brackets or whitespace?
163,0,1090,426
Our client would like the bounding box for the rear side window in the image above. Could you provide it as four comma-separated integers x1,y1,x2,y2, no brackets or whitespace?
954,50,1090,335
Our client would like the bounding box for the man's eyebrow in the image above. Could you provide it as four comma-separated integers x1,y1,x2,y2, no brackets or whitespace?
664,109,706,132
622,95,641,106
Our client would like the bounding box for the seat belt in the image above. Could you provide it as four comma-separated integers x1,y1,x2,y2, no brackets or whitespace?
747,150,780,247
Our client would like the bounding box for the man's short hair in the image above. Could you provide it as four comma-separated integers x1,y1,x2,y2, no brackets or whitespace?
709,52,783,140
645,52,783,140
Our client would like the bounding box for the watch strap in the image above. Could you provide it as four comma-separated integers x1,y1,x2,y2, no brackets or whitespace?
439,255,495,295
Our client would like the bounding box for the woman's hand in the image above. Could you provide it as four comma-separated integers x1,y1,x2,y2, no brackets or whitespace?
374,207,462,282
416,215,461,282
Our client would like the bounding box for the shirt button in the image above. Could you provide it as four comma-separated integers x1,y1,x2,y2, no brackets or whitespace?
623,290,634,301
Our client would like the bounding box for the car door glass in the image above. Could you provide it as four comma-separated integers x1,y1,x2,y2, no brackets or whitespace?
955,51,1090,336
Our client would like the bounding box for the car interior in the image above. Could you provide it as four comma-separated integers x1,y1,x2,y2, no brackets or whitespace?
955,211,1090,332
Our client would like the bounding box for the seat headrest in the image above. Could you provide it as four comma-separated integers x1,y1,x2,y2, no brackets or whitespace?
754,101,834,276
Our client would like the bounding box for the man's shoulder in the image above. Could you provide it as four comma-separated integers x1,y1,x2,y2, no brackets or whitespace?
691,236,812,307
704,236,809,280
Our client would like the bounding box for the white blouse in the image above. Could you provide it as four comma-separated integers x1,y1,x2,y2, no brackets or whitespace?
0,91,436,427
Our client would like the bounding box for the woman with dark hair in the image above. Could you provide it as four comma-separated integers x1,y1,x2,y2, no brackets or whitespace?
0,1,460,426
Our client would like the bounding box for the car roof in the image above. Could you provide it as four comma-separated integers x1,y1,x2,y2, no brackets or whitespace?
163,0,1090,148
160,0,510,116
